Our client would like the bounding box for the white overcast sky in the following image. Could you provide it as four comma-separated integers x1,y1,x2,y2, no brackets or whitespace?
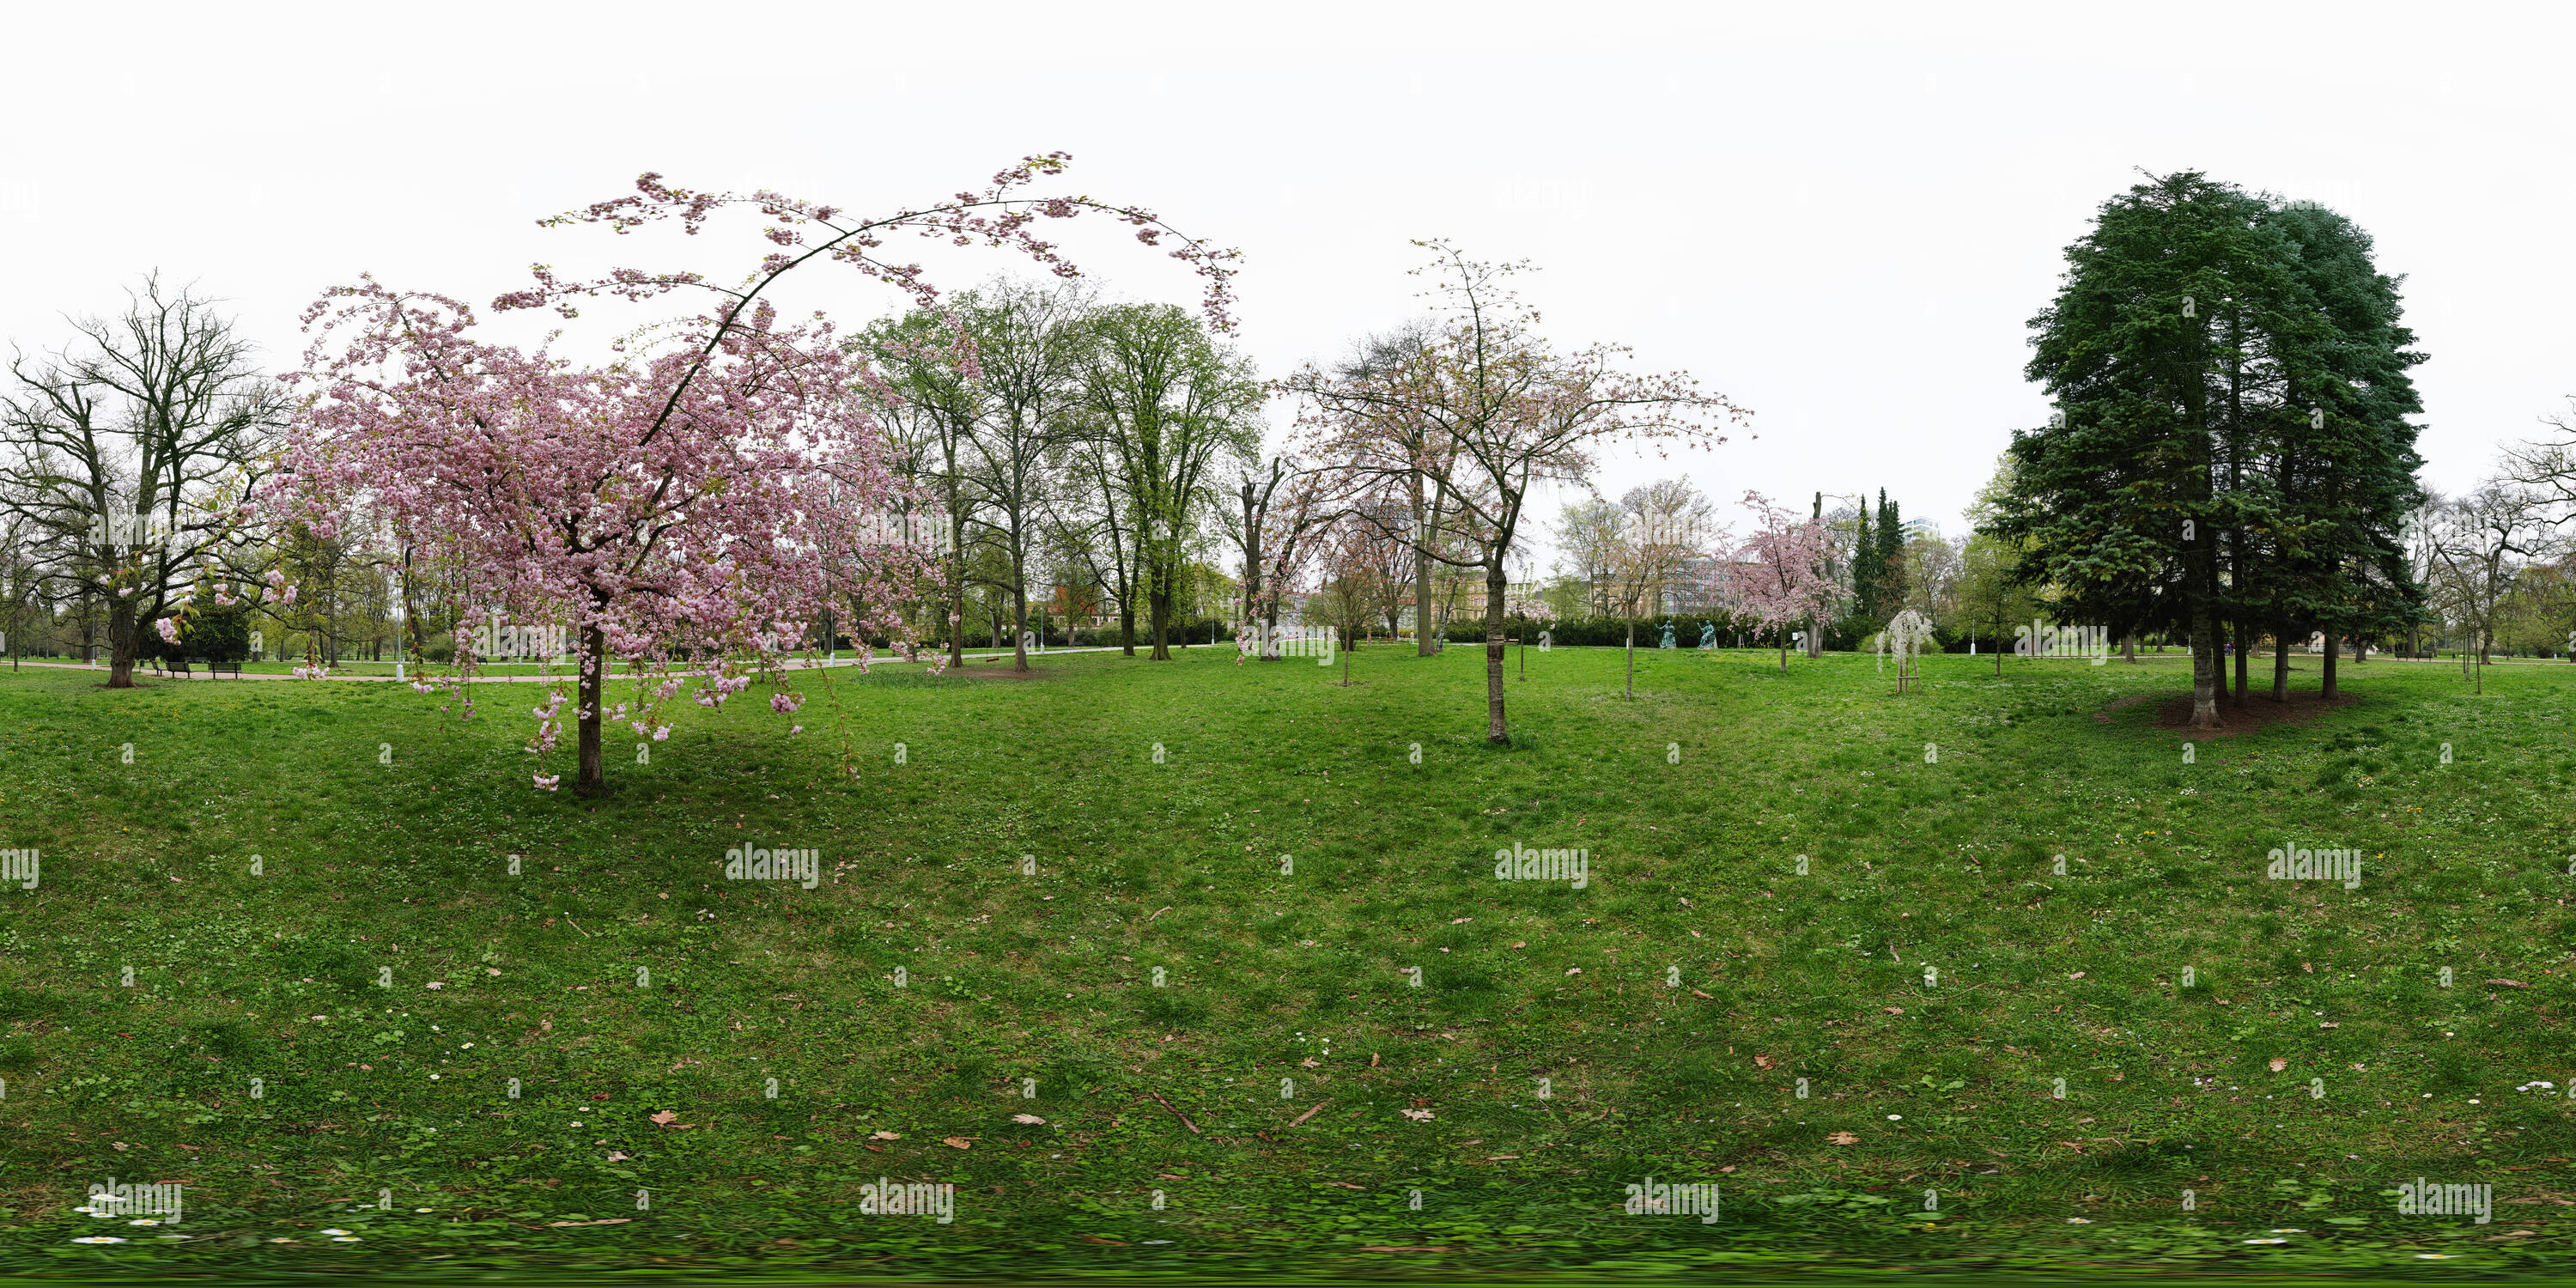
3,1,2568,574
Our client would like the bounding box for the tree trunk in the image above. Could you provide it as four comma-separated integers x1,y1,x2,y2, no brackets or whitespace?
2188,598,2225,730
105,599,137,688
2231,619,2249,707
575,623,606,798
1484,560,1510,745
1415,477,1437,657
1148,574,1171,661
2322,632,2339,699
1120,600,1136,657
1012,550,1030,672
2123,632,2137,664
2271,631,2289,702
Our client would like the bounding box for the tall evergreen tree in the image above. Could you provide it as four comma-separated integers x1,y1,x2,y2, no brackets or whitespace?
1873,489,1905,620
1849,492,1880,621
2266,203,2427,696
2000,173,2300,729
1996,173,2425,726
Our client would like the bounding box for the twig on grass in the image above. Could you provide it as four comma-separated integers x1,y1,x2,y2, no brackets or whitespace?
1145,1090,1200,1134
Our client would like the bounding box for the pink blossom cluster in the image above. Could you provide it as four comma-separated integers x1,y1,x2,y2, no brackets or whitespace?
271,159,1236,792
527,690,568,756
1728,490,1839,661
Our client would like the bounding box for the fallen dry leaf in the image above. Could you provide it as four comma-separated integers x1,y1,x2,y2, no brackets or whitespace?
1883,1006,1905,1014
1324,1181,1364,1189
606,1151,631,1162
869,1130,901,1140
546,1218,633,1226
2488,979,2530,988
2269,1057,2287,1072
1012,1114,1045,1125
1564,967,1582,976
1692,988,1713,999
1400,1108,1434,1121
942,1136,973,1150
648,1110,691,1127
1826,1131,1860,1145
1753,1054,1777,1070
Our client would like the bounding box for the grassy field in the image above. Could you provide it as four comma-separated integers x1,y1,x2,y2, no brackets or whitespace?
2,640,2573,1279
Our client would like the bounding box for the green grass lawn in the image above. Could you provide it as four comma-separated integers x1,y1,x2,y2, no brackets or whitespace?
3,642,2573,1278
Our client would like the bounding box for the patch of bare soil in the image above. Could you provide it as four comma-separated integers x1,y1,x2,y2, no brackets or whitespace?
2145,687,2360,737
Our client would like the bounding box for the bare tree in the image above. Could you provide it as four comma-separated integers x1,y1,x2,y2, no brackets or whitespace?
1602,479,1719,697
0,277,279,687
2426,481,2541,693
1552,496,1625,618
1288,246,1742,743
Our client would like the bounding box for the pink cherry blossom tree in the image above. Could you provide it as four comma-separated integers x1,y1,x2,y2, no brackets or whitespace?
1730,489,1838,674
273,158,1236,797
